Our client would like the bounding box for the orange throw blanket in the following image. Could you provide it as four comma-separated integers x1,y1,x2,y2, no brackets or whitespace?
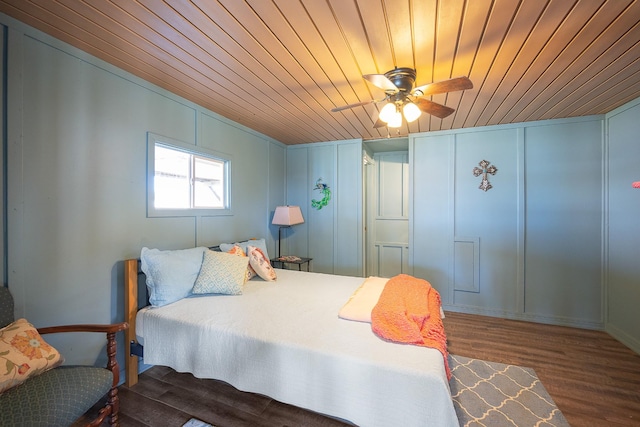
371,274,450,379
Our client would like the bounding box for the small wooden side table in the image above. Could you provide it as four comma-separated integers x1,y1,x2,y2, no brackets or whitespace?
270,257,312,272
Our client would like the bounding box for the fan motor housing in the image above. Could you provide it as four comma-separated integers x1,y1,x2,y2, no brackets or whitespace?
384,67,416,92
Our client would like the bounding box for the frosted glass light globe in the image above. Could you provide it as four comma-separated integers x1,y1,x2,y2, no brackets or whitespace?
379,102,397,123
403,102,422,122
387,111,403,127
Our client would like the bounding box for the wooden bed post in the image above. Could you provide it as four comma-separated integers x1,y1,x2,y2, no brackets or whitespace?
124,259,139,387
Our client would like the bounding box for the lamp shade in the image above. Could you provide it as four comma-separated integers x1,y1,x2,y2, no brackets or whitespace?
272,205,304,226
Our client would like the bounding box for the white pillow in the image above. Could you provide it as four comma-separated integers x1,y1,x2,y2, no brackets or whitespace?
192,250,249,295
338,277,389,323
219,238,270,261
140,246,207,307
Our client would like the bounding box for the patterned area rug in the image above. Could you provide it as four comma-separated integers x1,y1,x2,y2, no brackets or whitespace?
182,356,569,427
182,419,214,427
450,355,570,427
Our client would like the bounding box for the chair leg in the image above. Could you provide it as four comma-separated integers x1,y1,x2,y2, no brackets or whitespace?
108,386,119,426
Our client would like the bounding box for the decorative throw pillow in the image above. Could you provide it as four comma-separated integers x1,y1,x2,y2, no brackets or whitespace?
219,238,270,261
140,246,207,307
247,245,277,282
227,245,257,281
192,249,249,295
0,318,64,393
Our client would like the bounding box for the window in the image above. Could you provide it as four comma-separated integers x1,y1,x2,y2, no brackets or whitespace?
147,133,231,217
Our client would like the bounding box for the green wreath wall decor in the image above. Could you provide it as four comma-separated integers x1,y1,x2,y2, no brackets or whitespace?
311,178,331,210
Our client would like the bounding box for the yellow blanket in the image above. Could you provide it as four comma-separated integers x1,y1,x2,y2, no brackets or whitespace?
371,274,450,379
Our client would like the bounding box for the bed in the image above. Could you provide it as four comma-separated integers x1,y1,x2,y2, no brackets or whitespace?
123,243,458,427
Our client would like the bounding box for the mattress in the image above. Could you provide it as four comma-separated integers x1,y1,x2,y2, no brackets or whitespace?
136,269,458,427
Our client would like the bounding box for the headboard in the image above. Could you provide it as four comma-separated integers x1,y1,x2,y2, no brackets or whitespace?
123,243,239,387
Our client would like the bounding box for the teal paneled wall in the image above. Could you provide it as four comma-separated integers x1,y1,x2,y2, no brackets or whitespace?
3,16,286,367
335,143,363,277
411,117,604,328
284,147,309,258
410,135,453,303
606,98,640,354
524,120,603,323
453,129,520,313
307,144,335,273
286,140,363,276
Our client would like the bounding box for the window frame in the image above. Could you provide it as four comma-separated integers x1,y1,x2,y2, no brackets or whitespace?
146,133,232,218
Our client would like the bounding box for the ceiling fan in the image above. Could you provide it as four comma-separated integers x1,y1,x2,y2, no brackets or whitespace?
331,67,473,128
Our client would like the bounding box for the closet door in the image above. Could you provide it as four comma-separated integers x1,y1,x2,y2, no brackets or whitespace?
367,151,409,277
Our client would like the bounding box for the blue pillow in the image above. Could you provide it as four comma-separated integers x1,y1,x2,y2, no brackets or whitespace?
140,246,206,307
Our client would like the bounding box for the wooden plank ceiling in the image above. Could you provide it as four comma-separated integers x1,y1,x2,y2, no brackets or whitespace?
0,0,639,145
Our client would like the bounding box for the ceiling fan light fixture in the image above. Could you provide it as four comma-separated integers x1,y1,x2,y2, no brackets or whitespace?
378,102,398,123
332,68,473,129
403,102,422,122
387,110,403,128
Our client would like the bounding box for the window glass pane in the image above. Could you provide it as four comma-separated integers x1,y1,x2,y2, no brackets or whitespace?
154,145,190,209
193,156,225,208
148,133,231,217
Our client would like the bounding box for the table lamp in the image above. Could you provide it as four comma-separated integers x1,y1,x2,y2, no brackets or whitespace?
272,206,304,259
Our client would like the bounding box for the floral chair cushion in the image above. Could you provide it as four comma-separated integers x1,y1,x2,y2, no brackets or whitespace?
0,318,64,393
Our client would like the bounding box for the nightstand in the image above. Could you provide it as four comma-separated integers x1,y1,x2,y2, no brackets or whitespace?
270,257,312,272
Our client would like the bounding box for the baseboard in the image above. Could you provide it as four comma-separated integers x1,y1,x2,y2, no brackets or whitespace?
442,304,604,330
606,323,640,355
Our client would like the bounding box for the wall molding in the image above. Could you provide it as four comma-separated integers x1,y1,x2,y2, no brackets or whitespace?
453,236,479,293
606,323,640,355
443,304,605,331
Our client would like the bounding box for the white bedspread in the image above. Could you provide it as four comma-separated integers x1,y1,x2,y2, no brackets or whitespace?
137,269,458,427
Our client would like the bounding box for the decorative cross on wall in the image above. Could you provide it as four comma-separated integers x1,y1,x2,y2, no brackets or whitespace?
473,160,498,192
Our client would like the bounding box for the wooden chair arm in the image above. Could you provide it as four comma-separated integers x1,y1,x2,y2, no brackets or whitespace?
37,321,129,426
37,322,128,335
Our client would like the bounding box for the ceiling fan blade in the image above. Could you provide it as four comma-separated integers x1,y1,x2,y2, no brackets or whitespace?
331,99,377,112
414,99,455,119
412,76,473,96
373,118,387,128
363,74,399,93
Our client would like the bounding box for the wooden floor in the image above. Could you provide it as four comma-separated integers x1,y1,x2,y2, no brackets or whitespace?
89,312,640,426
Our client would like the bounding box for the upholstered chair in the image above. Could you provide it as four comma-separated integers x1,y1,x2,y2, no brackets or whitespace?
0,286,128,426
